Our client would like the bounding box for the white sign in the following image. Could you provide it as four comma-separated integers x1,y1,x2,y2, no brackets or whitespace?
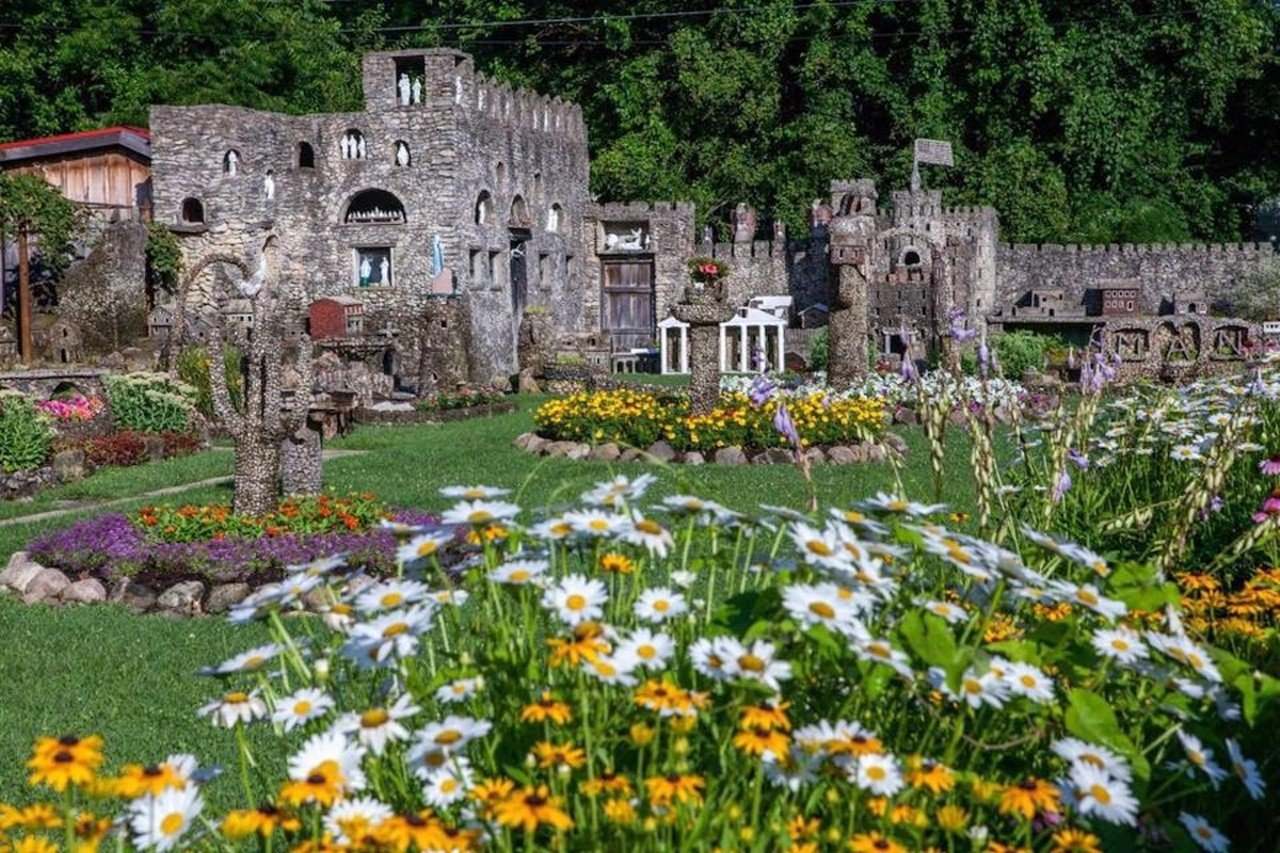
914,139,954,167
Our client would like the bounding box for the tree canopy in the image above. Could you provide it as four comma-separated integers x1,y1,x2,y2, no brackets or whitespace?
1,0,1276,243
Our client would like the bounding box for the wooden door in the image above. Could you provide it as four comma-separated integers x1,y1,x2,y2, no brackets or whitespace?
601,260,654,351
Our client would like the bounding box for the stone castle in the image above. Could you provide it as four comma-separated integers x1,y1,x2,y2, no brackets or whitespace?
148,48,1277,389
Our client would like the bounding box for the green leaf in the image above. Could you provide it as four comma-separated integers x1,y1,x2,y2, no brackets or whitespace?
1064,689,1149,780
1106,562,1180,611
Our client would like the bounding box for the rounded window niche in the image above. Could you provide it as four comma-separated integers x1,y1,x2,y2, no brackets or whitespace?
341,129,366,160
181,197,205,224
394,140,411,167
546,203,563,233
344,189,406,224
510,195,529,227
475,190,494,226
901,248,922,267
297,141,315,168
222,150,240,175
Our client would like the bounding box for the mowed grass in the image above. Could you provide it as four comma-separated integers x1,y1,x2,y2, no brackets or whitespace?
0,394,981,806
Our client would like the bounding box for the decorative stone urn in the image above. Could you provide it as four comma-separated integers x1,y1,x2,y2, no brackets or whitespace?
671,282,735,415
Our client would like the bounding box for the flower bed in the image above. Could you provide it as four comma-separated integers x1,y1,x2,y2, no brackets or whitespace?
534,387,887,452
25,494,441,588
415,386,508,412
3,479,1275,850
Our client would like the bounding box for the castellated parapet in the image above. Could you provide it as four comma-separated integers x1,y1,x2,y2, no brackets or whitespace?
150,48,590,386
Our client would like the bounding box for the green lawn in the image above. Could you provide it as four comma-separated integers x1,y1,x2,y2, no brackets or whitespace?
0,395,980,807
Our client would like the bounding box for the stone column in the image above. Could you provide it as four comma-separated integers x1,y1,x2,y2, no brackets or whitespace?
775,324,785,374
281,415,323,496
828,265,869,390
660,326,671,375
679,326,689,373
672,286,736,415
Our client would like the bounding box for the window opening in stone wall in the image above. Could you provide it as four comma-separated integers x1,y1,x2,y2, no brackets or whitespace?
510,195,530,227
510,230,529,343
181,198,204,224
488,250,499,284
532,172,543,201
495,161,505,187
547,203,563,233
222,150,240,176
902,248,921,267
469,249,481,280
344,189,406,224
394,140,411,167
355,247,392,287
394,56,426,105
600,259,655,352
341,129,366,160
297,142,315,168
539,252,549,284
475,191,494,225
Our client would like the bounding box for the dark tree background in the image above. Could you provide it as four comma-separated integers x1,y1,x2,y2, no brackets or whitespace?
3,0,1277,242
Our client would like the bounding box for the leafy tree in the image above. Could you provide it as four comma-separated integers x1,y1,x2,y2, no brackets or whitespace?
0,173,82,362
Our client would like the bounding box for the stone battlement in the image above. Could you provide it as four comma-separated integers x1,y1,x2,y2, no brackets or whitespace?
699,240,785,260
593,201,696,217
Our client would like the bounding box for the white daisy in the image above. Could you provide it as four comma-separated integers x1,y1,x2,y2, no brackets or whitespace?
789,521,847,568
1067,763,1138,825
1091,627,1148,665
562,509,629,537
670,569,697,588
945,668,1009,709
285,554,347,578
419,757,475,807
621,516,675,557
355,579,431,614
860,492,946,517
853,636,914,679
616,628,675,670
440,485,510,500
851,753,904,796
582,474,656,507
395,532,452,565
1002,661,1055,703
487,558,548,586
435,677,484,705
441,499,520,526
326,797,394,845
1146,633,1222,682
727,639,793,690
430,589,469,607
783,583,862,634
1171,444,1203,462
634,587,688,623
1052,738,1132,783
1225,738,1265,800
1052,581,1126,621
197,690,266,728
527,517,577,540
271,687,335,732
337,693,420,755
660,494,725,517
408,716,493,764
542,574,608,625
344,604,436,666
128,784,204,851
201,643,285,676
761,745,820,791
273,573,323,608
585,651,639,687
689,636,738,681
1175,731,1228,786
917,599,967,624
1179,812,1230,852
287,730,366,794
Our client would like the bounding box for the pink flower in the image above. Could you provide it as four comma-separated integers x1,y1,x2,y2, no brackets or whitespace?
1253,488,1280,523
1260,456,1280,476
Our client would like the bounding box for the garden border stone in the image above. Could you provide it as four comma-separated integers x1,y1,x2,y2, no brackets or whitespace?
513,432,898,467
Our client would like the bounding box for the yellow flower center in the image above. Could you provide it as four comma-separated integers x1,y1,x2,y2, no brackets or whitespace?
739,654,766,673
806,540,833,557
866,765,886,781
381,592,404,608
1080,753,1104,768
638,645,657,660
160,813,184,836
867,643,891,659
1111,638,1130,651
1196,826,1213,840
589,519,610,531
224,691,249,704
809,601,837,619
467,510,493,524
551,522,573,536
442,778,459,793
361,708,389,728
416,541,437,557
1019,675,1037,688
636,520,663,535
1076,589,1099,606
383,622,408,637
653,600,670,613
463,489,485,499
293,700,313,716
888,500,908,511
243,655,264,669
1088,784,1111,805
509,570,530,583
962,678,982,694
566,594,588,611
1189,750,1205,766
435,730,462,745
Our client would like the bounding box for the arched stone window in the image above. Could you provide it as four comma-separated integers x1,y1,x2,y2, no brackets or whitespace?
340,129,366,160
297,142,315,168
222,150,240,176
495,161,506,187
475,190,494,225
546,203,563,233
901,247,922,267
510,195,529,226
343,189,406,224
393,140,411,167
181,198,205,224
532,171,543,201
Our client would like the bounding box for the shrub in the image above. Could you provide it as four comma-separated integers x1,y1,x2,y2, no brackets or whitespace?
0,392,52,472
416,386,507,412
104,372,197,433
808,327,827,371
82,430,148,467
535,388,886,451
960,330,1062,379
176,345,243,418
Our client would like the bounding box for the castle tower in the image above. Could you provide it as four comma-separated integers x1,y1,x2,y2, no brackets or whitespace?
825,180,878,387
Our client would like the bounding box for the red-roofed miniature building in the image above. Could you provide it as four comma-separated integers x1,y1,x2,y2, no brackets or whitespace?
309,296,365,340
0,125,152,221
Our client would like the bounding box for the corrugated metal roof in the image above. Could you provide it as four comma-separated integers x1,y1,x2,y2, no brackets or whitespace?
0,126,151,165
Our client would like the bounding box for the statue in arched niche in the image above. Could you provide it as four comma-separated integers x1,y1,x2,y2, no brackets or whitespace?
263,170,275,201
398,73,411,105
411,78,422,104
396,142,410,167
224,150,238,176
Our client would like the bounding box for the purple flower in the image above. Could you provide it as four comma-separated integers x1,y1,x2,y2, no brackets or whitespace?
947,307,978,343
748,375,777,408
1068,448,1089,470
773,400,800,450
977,342,990,379
900,357,919,384
1051,470,1072,504
1259,456,1280,476
1253,489,1280,524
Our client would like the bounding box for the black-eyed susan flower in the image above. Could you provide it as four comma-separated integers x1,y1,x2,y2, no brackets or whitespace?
531,741,586,770
222,804,303,840
1049,827,1102,853
847,830,909,853
493,785,574,833
520,692,572,725
26,735,104,792
905,756,954,794
111,754,196,798
643,774,705,807
597,552,635,575
998,777,1061,821
373,810,447,850
934,804,969,833
581,771,634,798
546,622,611,668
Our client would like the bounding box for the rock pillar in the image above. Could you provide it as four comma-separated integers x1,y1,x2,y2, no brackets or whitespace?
671,285,735,415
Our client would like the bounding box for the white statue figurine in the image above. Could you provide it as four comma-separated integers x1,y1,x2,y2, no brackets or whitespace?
398,73,411,105
340,134,351,159
225,150,238,175
263,171,275,201
356,136,366,159
396,142,410,167
411,78,422,104
379,257,389,285
359,257,372,284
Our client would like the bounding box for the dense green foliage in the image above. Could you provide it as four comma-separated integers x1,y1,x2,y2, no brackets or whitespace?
1,2,1278,238
0,393,52,473
0,172,82,273
959,329,1064,378
176,345,243,418
104,373,195,433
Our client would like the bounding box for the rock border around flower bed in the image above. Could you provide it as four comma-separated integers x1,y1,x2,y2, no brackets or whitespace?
513,432,907,466
354,401,517,426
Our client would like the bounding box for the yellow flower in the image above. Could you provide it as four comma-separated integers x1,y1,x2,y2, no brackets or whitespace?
740,700,791,731
278,760,343,807
935,804,969,833
598,553,635,574
848,831,908,853
493,785,574,833
581,772,633,798
468,778,516,820
630,723,655,747
111,761,188,798
603,798,637,825
732,726,790,757
26,736,104,792
373,810,448,851
905,756,955,793
644,774,705,807
998,778,1061,821
520,692,573,725
1050,828,1102,853
531,741,586,770
221,805,302,839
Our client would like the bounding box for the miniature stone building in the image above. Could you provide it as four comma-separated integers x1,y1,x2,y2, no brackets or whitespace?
309,296,365,340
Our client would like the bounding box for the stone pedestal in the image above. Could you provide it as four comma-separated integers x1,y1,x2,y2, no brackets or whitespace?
828,266,869,390
281,419,323,496
671,286,735,415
